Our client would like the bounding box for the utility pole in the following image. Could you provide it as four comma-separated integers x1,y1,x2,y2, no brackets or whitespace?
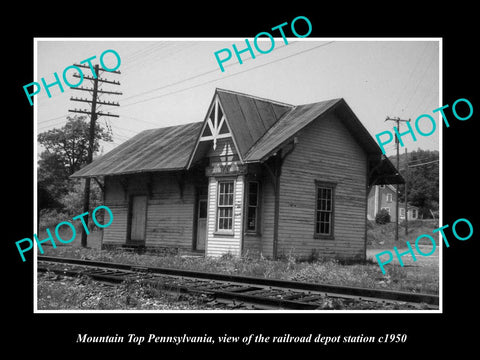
385,116,410,242
69,64,122,247
404,147,408,236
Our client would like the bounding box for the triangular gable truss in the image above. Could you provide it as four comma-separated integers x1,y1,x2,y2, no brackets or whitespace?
187,93,243,169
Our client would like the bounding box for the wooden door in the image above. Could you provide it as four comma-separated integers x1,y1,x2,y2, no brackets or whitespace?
196,198,207,251
129,195,147,243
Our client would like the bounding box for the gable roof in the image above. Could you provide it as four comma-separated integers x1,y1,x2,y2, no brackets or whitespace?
71,122,202,178
245,98,341,162
215,88,293,159
71,88,403,185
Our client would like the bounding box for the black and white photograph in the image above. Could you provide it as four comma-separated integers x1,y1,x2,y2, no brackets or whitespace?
6,7,478,354
33,38,440,313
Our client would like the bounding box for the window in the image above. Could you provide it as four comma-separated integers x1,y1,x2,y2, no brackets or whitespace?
400,208,405,218
217,181,234,231
386,193,393,202
412,209,417,218
315,182,335,237
246,182,259,232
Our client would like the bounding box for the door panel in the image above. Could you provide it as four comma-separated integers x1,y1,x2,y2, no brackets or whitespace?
196,199,207,251
130,195,147,242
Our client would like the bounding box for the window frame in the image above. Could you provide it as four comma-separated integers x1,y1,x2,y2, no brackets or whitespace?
412,208,417,218
386,193,393,203
314,181,336,240
216,179,235,234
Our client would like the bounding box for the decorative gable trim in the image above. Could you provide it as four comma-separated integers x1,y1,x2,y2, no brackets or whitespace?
187,92,243,169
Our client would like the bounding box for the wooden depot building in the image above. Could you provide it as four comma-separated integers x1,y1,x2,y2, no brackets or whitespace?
72,88,403,260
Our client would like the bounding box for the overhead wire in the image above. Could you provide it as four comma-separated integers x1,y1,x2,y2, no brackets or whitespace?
37,41,328,133
402,51,438,112
119,41,297,104
389,42,431,116
121,41,336,109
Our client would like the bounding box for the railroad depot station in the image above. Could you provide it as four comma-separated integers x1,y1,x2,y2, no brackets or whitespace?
72,88,402,260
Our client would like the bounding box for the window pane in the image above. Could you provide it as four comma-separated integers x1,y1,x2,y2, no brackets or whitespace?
247,207,256,231
324,222,330,235
249,193,257,206
218,205,233,230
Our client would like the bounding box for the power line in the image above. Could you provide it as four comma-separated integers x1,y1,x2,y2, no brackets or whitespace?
120,41,297,104
390,42,431,115
408,156,438,165
121,43,169,64
122,43,194,72
38,113,70,125
407,159,439,168
402,52,437,112
122,42,336,109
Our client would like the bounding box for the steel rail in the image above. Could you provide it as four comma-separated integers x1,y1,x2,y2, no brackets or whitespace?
37,255,439,307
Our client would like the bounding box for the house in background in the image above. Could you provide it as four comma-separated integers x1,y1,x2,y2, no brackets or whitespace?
72,88,402,260
367,184,419,221
399,203,419,221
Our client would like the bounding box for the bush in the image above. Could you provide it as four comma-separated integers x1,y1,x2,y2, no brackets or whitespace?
39,208,67,230
375,209,391,224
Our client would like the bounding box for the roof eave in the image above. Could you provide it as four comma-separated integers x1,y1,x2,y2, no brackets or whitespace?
70,166,188,179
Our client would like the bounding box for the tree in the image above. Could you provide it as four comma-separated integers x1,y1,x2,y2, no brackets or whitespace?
38,115,112,176
395,149,439,218
38,151,70,210
37,115,112,211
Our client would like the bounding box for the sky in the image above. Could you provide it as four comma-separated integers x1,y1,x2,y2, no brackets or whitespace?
35,38,440,159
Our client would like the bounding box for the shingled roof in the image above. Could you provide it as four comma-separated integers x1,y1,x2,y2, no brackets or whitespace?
71,88,403,184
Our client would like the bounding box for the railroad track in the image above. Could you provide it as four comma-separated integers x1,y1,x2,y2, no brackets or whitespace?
37,255,439,310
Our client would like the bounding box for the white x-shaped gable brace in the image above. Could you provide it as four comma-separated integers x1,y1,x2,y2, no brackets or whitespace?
200,96,231,150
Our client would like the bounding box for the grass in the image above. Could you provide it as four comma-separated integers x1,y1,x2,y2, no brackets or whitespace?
37,219,439,299
367,219,439,249
40,243,438,296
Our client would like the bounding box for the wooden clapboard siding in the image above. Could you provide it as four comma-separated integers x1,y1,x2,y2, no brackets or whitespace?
278,112,367,259
102,204,128,245
206,175,243,257
147,173,196,249
103,176,128,245
102,172,199,249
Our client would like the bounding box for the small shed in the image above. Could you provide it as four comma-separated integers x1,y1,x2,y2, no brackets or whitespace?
72,88,402,260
